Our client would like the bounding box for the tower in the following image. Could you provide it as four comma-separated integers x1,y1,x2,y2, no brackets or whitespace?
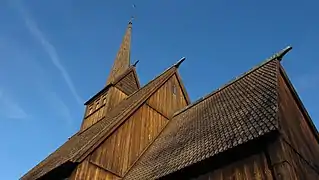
81,20,140,131
21,19,190,180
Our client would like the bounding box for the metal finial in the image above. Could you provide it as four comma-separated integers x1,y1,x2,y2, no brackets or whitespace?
129,16,135,24
132,60,139,67
129,4,137,24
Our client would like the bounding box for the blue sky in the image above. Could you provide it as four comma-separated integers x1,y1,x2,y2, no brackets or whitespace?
0,0,318,179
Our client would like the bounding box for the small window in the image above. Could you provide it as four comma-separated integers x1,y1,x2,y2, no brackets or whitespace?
172,85,177,95
102,94,107,104
95,99,100,109
88,106,93,114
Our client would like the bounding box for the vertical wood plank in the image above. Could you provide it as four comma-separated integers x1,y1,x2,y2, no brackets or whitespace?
274,71,319,179
90,104,168,176
147,74,188,118
192,153,273,180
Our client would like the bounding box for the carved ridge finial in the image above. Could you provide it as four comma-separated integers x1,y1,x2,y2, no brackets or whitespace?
273,46,293,61
174,57,186,68
132,60,139,67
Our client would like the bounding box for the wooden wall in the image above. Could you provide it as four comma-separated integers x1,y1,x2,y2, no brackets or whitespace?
267,137,319,180
81,87,128,130
192,152,273,180
147,74,188,119
104,87,128,112
69,160,121,180
90,104,168,177
274,69,319,179
81,90,109,130
74,72,189,179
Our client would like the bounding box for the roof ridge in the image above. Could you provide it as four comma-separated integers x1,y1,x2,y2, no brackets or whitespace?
84,66,136,105
123,57,185,98
81,59,184,135
71,59,182,161
173,46,292,117
21,58,183,180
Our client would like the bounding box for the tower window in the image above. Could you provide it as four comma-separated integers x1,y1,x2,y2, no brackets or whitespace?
102,94,107,104
88,106,93,114
95,99,100,109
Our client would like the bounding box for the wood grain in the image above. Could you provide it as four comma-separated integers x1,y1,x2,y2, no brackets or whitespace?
90,104,168,176
147,74,188,118
81,87,128,131
193,153,273,180
69,160,121,180
271,68,319,179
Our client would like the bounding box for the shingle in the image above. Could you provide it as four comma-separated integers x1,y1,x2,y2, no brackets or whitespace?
124,59,280,180
21,66,177,180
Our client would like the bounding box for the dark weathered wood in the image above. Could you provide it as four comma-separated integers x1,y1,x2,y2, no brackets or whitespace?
267,137,298,180
274,67,319,179
192,153,273,180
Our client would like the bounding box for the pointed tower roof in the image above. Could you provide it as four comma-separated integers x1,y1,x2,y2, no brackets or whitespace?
106,21,133,85
20,58,182,180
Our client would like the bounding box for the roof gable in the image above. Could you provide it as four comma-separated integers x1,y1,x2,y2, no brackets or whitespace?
84,66,139,106
124,59,281,180
114,67,140,95
21,64,178,180
278,65,319,143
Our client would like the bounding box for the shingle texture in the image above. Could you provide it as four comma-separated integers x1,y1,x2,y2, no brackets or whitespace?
124,60,280,180
21,66,177,180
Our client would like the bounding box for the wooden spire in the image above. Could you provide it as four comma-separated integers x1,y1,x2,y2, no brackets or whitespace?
106,21,133,85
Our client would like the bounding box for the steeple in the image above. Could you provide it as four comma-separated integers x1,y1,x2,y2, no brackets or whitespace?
106,20,133,85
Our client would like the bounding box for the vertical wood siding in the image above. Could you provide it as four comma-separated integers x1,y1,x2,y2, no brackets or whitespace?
104,87,128,112
193,153,273,180
147,74,188,118
69,160,121,180
81,87,128,130
90,104,168,176
81,105,106,131
276,70,319,179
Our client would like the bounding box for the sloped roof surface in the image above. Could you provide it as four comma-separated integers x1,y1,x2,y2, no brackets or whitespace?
115,67,140,95
21,66,177,180
124,59,280,180
84,66,138,105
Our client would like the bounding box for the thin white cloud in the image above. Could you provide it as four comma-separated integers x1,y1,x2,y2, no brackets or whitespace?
0,34,75,126
12,1,83,105
0,89,28,120
46,92,74,126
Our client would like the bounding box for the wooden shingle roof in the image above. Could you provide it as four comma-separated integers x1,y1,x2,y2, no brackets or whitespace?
124,56,285,180
21,60,182,180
